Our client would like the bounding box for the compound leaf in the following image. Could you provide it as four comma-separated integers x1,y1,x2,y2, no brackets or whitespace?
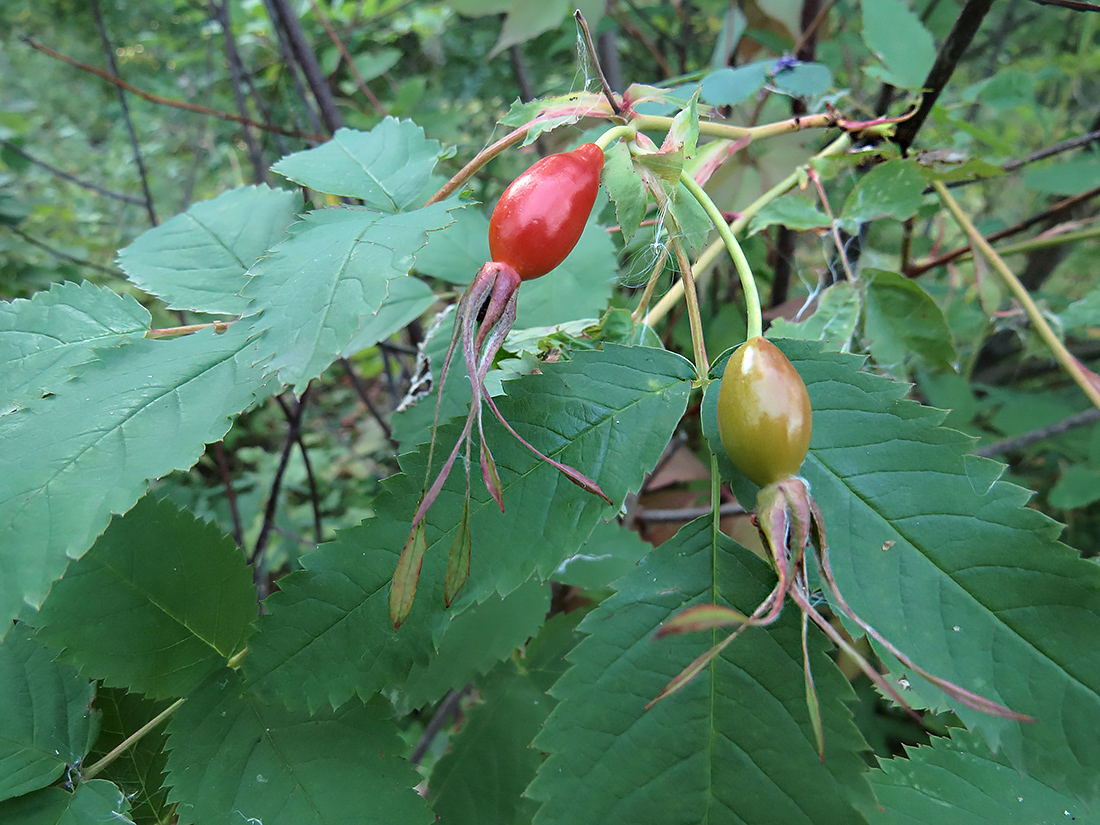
0,322,269,631
528,518,872,825
0,624,98,802
243,345,692,711
164,670,430,825
36,496,256,700
117,185,302,315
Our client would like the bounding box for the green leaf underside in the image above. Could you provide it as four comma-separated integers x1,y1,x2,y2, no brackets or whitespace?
0,624,98,802
861,0,936,90
0,322,269,632
164,670,431,825
83,688,174,825
867,728,1096,824
239,203,454,391
241,345,693,711
862,270,956,370
528,517,872,825
840,160,926,226
770,339,1100,804
0,281,150,407
747,193,830,235
0,780,134,825
35,496,256,700
116,184,302,315
271,119,442,211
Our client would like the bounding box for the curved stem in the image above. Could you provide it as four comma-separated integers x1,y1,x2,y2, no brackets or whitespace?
645,134,852,328
595,124,636,150
680,172,763,340
933,180,1100,413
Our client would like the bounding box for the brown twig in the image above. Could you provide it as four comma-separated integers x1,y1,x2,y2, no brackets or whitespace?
905,185,1100,276
89,0,158,226
575,11,622,115
894,0,997,152
307,0,387,116
974,408,1100,457
6,227,121,276
0,139,144,205
339,357,397,446
213,442,245,548
266,0,344,133
211,0,268,184
1029,0,1100,10
20,36,324,143
274,394,324,545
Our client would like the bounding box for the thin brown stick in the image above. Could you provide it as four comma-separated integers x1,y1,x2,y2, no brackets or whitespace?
307,0,387,115
423,126,531,206
1030,0,1100,10
574,11,622,115
905,184,1100,276
0,139,144,205
7,227,121,276
20,36,324,142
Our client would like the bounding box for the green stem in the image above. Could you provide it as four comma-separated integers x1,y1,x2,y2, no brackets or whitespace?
595,125,636,150
644,134,852,329
933,180,1100,413
82,698,185,781
988,225,1100,257
632,112,838,143
680,172,763,340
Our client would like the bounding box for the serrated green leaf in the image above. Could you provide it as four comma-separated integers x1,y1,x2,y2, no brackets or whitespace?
602,142,647,244
552,518,652,589
528,518,873,825
164,670,431,825
36,496,256,700
862,269,956,371
861,0,936,90
404,578,550,707
867,728,1096,824
240,203,454,390
0,323,270,631
767,340,1100,803
272,119,441,211
0,281,150,409
0,625,98,802
117,185,301,315
767,282,861,350
840,160,926,226
747,193,830,236
83,688,173,825
411,204,490,284
428,663,551,825
242,345,693,711
0,780,134,825
340,275,435,358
